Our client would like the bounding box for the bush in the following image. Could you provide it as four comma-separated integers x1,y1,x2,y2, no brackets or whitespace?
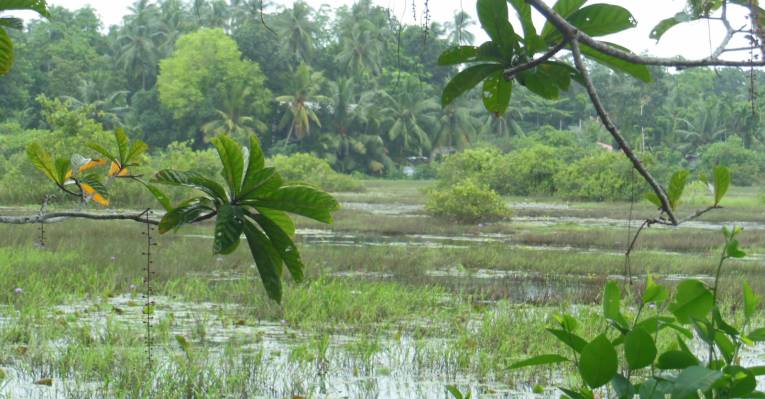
269,153,364,192
699,137,762,186
425,179,511,223
554,151,649,201
486,144,563,196
435,147,500,187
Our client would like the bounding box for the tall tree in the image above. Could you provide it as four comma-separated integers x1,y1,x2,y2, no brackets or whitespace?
444,11,475,45
275,1,317,65
276,63,328,142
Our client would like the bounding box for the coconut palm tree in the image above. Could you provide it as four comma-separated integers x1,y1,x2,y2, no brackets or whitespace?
276,63,328,142
275,1,317,65
434,101,475,152
118,0,164,90
202,83,265,143
336,21,383,78
444,11,475,45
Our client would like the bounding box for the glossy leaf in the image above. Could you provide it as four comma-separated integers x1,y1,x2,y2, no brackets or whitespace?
442,63,504,107
158,199,213,234
566,5,636,37
580,43,651,83
713,165,731,205
86,142,118,164
476,0,508,43
258,208,296,237
603,281,629,330
243,134,265,177
546,328,587,353
114,128,129,164
211,135,245,197
125,140,148,165
243,219,283,302
650,12,692,41
240,168,282,200
643,274,668,305
725,366,757,397
507,0,544,52
26,143,58,184
656,350,699,370
153,170,228,203
671,366,722,399
252,212,305,283
624,327,657,369
579,334,618,388
669,279,714,324
136,180,172,211
245,185,340,224
438,46,478,65
508,354,568,369
611,374,635,399
667,169,690,211
726,239,746,258
517,69,560,100
213,205,244,255
482,72,512,114
540,0,587,41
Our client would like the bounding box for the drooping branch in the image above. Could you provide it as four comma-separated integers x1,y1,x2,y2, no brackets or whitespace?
0,210,161,225
526,0,765,68
569,38,679,225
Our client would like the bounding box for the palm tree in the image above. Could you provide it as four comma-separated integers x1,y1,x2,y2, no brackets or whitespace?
675,101,729,155
444,11,475,45
276,63,329,142
60,80,129,129
275,1,317,65
202,83,265,143
118,0,164,90
433,101,475,152
366,80,439,158
336,22,383,78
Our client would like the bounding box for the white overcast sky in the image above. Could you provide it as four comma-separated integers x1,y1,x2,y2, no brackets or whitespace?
17,0,756,60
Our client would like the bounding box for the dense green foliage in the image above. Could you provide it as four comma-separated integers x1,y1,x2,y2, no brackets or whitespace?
425,178,510,223
0,0,764,186
270,152,364,192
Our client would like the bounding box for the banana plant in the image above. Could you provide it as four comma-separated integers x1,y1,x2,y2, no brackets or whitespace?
152,134,339,302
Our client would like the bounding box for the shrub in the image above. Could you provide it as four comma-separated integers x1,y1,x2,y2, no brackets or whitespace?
486,144,563,196
554,151,649,201
700,137,762,186
269,153,364,192
425,179,510,223
435,147,501,187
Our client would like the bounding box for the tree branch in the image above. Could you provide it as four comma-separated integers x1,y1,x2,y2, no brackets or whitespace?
0,210,161,225
569,38,679,225
504,39,569,79
526,0,765,68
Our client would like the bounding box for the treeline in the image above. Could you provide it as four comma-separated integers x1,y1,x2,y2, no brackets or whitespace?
1,0,765,180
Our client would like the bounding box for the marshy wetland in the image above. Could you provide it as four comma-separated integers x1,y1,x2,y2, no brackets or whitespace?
1,180,764,398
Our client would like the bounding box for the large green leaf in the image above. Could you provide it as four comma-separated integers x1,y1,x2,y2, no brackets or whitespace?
240,168,282,200
26,143,58,183
611,374,635,399
244,185,339,223
442,63,504,107
438,46,478,65
136,179,172,211
508,354,568,369
114,128,129,165
476,0,508,43
713,165,731,205
744,281,760,321
624,327,657,370
657,350,699,370
158,199,214,234
669,279,714,324
725,366,757,397
667,169,690,210
213,205,245,255
86,142,118,164
257,208,296,237
580,43,652,83
211,135,245,197
507,0,544,52
650,12,692,41
126,140,148,165
579,334,618,388
243,219,283,302
671,366,722,399
517,69,560,100
1,0,50,18
546,328,587,353
253,213,304,283
482,71,512,115
603,281,629,330
566,4,636,37
541,0,587,41
638,377,673,399
244,134,265,176
153,170,229,203
642,274,669,305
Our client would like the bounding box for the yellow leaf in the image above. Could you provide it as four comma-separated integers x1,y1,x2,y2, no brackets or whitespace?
65,170,72,180
108,161,129,177
79,159,106,172
81,183,109,206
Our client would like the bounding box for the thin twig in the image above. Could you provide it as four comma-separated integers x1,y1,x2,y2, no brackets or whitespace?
503,39,569,79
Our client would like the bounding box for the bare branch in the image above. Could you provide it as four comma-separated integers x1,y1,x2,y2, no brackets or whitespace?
0,210,161,225
569,38,679,225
